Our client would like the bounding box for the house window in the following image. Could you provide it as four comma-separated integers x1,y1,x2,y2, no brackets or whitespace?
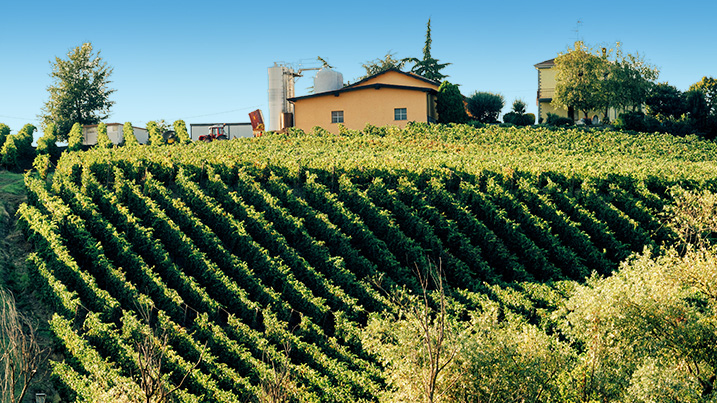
331,111,344,123
394,108,407,121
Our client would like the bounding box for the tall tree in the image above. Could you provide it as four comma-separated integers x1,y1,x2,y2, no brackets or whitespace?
554,41,658,120
405,19,450,82
645,83,686,119
552,41,608,120
39,43,115,140
604,45,659,112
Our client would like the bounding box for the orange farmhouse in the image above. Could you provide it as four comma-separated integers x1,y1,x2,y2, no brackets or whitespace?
288,69,440,134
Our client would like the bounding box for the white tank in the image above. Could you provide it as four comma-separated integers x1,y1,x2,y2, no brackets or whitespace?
268,63,295,132
314,68,343,94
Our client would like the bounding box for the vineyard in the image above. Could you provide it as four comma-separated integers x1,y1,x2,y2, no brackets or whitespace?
17,123,717,402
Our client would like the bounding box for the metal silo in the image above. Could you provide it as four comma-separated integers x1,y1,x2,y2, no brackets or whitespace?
314,68,343,94
268,63,295,132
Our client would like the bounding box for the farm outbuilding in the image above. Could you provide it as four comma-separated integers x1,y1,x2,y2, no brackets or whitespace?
82,123,148,145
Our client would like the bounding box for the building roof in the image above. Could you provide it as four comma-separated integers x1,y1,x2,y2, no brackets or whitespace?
288,68,439,103
190,122,251,126
346,68,440,88
82,123,146,130
534,58,555,69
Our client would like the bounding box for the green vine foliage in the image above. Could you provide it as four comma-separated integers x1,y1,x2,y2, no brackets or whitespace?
96,122,112,149
17,124,717,402
123,122,139,146
67,123,83,152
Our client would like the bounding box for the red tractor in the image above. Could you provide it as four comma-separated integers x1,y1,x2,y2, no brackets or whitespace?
198,125,229,142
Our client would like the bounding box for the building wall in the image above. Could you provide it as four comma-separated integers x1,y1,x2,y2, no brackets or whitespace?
132,126,149,144
107,124,123,144
293,87,435,133
82,126,98,145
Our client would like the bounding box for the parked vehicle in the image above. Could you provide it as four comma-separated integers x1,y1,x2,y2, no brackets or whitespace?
198,125,229,142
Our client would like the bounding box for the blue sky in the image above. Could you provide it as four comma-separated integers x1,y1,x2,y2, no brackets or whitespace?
1,0,715,137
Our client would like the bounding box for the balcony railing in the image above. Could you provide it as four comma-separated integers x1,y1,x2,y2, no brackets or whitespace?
537,88,555,100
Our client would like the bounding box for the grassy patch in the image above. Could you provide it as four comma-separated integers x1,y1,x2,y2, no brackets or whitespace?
0,169,25,196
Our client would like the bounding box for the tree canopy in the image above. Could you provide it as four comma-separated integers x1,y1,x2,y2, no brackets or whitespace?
356,52,408,81
39,43,115,140
604,45,659,111
552,42,609,119
553,41,658,119
689,76,717,116
404,19,450,82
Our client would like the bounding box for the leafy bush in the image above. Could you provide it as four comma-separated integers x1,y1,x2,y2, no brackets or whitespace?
466,91,504,123
525,113,536,125
613,111,661,133
1,135,20,169
503,112,535,126
436,81,469,124
1,124,36,169
545,113,573,127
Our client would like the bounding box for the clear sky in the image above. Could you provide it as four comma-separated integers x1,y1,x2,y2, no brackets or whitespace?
1,0,715,137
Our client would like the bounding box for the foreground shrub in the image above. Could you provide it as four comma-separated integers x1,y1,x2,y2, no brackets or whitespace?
613,111,661,133
503,112,536,126
1,124,36,169
545,113,574,127
467,91,504,123
436,81,469,124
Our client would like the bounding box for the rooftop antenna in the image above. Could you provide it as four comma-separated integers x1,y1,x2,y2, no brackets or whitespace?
573,19,583,43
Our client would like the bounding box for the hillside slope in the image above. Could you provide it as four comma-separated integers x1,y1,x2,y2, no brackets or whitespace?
17,124,717,402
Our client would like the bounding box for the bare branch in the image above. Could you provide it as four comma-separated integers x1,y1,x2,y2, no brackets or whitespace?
0,287,47,403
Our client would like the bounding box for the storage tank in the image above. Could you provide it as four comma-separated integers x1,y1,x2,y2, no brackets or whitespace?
268,63,295,132
314,68,343,94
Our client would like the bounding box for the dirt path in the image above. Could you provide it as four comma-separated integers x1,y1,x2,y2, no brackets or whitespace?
0,170,29,287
